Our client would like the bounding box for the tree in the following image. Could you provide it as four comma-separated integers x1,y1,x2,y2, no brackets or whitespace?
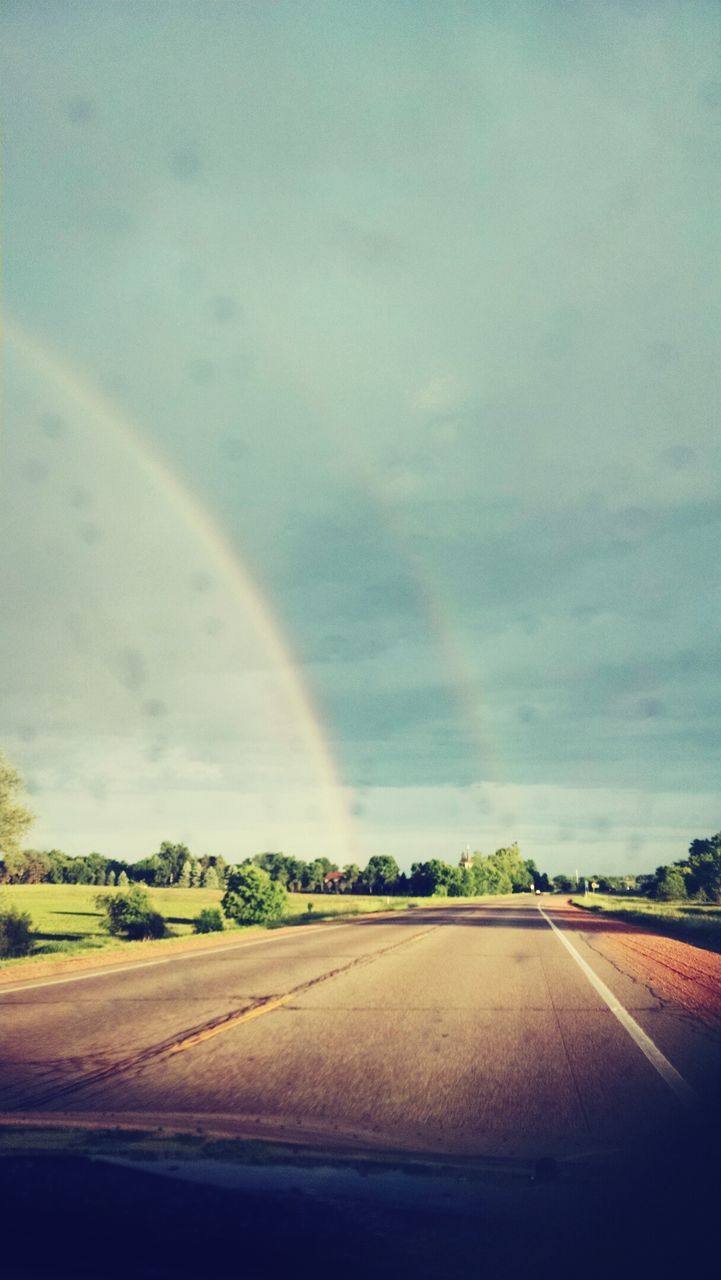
655,866,688,901
490,845,532,893
222,865,287,925
117,869,130,888
303,857,335,892
152,841,191,887
471,854,512,895
178,860,192,888
362,855,400,895
106,869,116,887
341,863,361,893
253,852,292,883
97,886,165,940
131,855,161,885
0,752,33,858
552,874,574,894
410,860,453,896
687,834,721,903
85,852,109,886
46,850,73,883
201,864,219,890
1,849,50,884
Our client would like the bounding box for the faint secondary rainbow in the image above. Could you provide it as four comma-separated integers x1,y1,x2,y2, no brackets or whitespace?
5,317,358,862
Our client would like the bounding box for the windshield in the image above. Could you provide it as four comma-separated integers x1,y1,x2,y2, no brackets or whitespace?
1,4,718,1278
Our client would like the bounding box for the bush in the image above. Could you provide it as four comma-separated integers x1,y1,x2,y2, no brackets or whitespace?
655,868,688,901
221,864,287,926
0,904,33,958
97,886,166,940
193,907,225,934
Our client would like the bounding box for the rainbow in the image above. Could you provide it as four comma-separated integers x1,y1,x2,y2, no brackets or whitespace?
5,317,358,862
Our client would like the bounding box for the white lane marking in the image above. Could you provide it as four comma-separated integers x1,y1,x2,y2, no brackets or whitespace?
537,904,697,1109
0,922,352,997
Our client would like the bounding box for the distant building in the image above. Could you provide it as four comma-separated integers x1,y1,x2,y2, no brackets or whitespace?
324,870,344,892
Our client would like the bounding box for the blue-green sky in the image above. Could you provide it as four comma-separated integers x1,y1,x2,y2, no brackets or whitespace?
1,1,718,872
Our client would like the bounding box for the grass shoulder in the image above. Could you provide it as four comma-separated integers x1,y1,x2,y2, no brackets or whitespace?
0,884,520,971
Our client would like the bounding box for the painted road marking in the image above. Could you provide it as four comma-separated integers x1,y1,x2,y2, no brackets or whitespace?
537,903,697,1109
0,923,352,997
168,994,293,1055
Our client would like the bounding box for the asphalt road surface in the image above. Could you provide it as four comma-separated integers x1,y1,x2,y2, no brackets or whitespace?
2,897,718,1162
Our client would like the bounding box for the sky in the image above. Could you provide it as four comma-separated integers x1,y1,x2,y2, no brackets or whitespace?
1,0,718,875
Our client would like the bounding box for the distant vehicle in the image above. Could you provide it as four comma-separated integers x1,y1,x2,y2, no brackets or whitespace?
535,888,542,895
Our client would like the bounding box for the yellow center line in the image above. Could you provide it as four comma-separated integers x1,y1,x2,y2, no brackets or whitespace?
167,994,293,1056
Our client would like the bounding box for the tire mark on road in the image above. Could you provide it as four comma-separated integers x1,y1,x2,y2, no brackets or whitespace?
5,926,437,1113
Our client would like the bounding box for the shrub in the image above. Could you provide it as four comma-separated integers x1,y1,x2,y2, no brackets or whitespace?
0,904,33,958
193,907,225,934
97,886,166,940
221,864,287,926
655,868,688,901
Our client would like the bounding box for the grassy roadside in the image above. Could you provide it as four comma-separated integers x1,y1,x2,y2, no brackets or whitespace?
0,884,499,972
570,893,721,952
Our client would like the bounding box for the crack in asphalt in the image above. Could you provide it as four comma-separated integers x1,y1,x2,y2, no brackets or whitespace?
5,926,438,1113
578,932,665,1008
578,931,720,1039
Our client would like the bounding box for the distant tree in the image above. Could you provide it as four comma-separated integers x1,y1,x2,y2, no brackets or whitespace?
687,834,721,903
65,856,95,885
409,860,451,896
654,866,688,901
130,855,161,885
106,869,116,887
361,855,400,895
46,850,73,884
153,842,192,887
117,869,130,888
490,845,532,893
452,866,475,897
0,752,34,859
341,864,361,893
552,874,574,894
290,859,307,891
303,858,335,892
471,854,512,896
190,859,202,888
1,849,50,884
178,860,192,888
201,864,219,890
221,865,286,925
253,852,292,883
85,853,109,886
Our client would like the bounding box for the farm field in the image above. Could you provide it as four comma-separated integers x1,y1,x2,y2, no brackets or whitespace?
0,883,497,968
571,893,721,951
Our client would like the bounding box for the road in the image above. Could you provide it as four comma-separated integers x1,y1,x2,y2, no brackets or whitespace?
1,897,718,1163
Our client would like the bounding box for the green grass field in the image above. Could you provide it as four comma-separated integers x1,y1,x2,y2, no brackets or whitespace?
0,884,491,968
571,893,721,951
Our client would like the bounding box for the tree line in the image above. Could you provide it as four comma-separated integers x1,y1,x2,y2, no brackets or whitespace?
0,841,550,897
